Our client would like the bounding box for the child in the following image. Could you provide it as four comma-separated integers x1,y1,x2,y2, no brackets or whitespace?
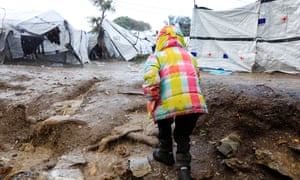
143,25,208,180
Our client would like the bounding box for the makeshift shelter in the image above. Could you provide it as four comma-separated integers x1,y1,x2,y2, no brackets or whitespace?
88,19,154,61
188,0,300,74
0,10,89,65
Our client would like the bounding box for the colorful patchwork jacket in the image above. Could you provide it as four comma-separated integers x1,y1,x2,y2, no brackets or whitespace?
143,26,208,123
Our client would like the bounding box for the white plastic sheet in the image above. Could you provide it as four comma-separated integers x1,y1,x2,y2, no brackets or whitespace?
102,19,153,61
189,0,300,74
189,3,259,72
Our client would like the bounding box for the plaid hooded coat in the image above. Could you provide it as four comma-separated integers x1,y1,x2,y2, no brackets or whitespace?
143,26,208,123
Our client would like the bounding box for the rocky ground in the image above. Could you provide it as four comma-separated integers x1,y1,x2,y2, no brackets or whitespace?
0,60,299,180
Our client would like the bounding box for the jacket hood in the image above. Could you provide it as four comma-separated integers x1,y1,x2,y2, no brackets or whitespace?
155,25,186,52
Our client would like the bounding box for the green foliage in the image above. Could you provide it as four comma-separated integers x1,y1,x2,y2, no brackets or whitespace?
88,0,115,32
113,16,151,31
87,17,102,32
90,0,115,12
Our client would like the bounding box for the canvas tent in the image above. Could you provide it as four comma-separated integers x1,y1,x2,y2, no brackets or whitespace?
188,0,300,74
88,19,154,61
0,10,89,65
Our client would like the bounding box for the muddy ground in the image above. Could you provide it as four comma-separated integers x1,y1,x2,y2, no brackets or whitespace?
0,60,299,180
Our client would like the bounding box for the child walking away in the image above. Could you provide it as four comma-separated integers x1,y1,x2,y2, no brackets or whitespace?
143,25,208,180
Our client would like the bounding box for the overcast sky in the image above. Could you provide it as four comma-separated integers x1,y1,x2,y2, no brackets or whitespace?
0,0,255,31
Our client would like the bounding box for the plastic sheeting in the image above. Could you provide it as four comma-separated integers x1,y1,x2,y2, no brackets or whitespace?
102,19,153,61
102,19,137,61
256,0,300,74
0,10,89,64
256,41,300,74
189,0,300,74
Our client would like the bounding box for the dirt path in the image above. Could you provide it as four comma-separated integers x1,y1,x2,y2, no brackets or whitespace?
0,61,299,179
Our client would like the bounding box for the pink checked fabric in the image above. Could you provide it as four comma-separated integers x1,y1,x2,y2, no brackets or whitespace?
143,26,208,123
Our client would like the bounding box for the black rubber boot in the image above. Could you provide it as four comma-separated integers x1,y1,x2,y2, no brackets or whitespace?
153,148,175,166
173,114,199,180
176,152,192,180
175,143,192,180
154,119,175,166
178,166,191,180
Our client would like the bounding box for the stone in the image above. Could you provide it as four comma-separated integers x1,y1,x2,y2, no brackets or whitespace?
217,132,241,158
129,156,152,177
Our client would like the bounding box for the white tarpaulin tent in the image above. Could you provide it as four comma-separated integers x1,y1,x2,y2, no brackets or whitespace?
88,19,154,61
188,0,300,74
0,10,90,64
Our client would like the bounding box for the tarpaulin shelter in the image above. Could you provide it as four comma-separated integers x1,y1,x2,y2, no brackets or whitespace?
188,0,300,74
88,19,154,61
0,10,89,65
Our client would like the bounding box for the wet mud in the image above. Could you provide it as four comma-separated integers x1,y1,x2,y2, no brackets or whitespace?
0,61,299,179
